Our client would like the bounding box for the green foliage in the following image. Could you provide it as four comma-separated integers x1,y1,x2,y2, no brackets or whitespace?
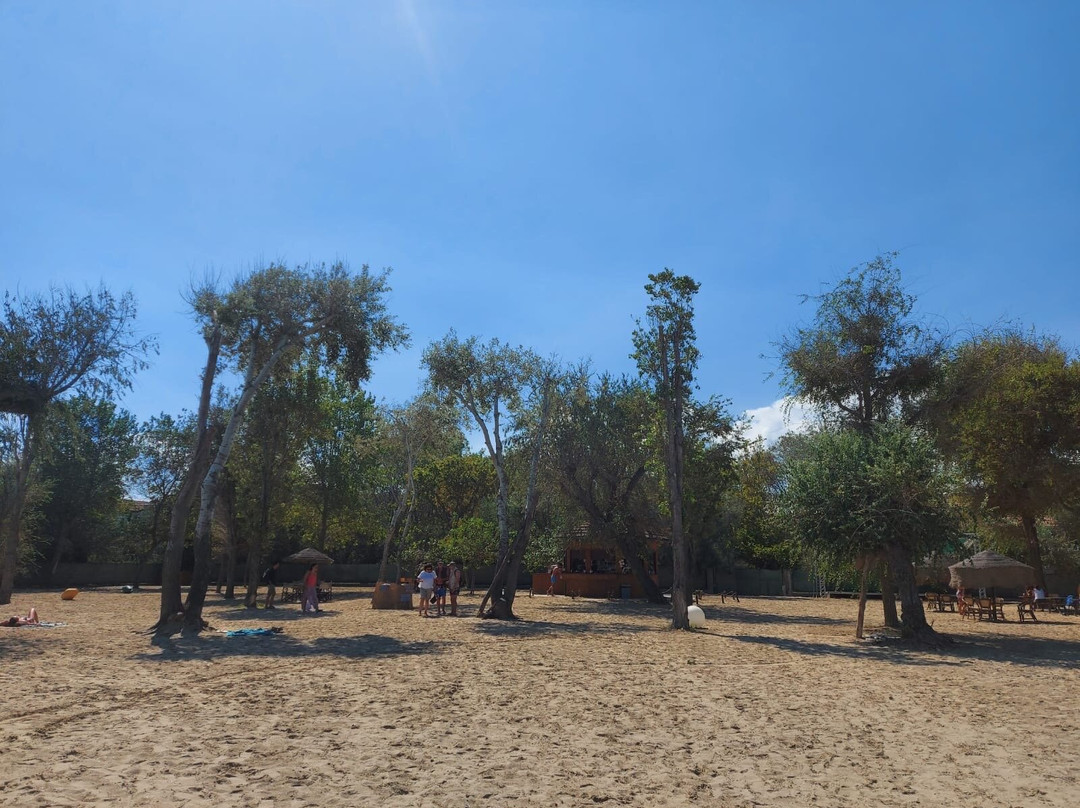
727,443,795,569
1,286,156,417
631,269,701,400
781,424,961,577
36,396,139,564
439,516,498,570
776,254,943,427
929,330,1080,521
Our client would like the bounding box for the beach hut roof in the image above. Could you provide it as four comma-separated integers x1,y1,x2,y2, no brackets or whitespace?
283,547,335,565
947,550,1035,590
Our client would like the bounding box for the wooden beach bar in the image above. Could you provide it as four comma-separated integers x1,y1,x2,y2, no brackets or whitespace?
532,544,660,599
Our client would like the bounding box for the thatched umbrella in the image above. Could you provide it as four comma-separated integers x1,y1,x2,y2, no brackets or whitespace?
948,551,1035,593
284,547,335,565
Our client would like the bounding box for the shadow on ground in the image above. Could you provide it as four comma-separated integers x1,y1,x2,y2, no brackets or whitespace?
699,602,850,627
727,631,1080,669
136,632,446,662
208,607,344,622
472,617,656,638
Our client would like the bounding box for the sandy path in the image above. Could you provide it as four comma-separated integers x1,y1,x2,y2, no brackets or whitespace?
1,588,1077,807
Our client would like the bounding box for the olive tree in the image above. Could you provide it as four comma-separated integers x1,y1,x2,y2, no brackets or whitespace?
775,254,946,628
782,423,960,643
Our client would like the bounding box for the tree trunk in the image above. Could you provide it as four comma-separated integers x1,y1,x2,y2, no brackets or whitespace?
657,324,690,630
133,501,166,590
611,533,664,604
855,566,868,640
1021,511,1046,590
157,323,220,630
0,415,37,606
479,382,553,619
880,560,900,628
782,568,793,596
886,542,942,645
376,467,413,585
243,543,261,608
182,337,290,632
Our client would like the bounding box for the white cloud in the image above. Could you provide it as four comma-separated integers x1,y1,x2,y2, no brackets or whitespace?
741,397,815,446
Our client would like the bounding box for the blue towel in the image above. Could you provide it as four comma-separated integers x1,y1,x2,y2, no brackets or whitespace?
224,627,281,637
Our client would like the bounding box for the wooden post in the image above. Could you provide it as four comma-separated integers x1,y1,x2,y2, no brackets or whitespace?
855,563,869,640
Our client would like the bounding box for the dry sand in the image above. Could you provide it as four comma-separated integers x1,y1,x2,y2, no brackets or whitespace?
1,587,1078,808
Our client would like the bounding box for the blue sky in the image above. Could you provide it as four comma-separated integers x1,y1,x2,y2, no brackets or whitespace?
3,2,1078,442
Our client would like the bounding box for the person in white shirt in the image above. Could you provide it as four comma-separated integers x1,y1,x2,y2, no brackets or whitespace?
1033,586,1046,601
416,563,436,617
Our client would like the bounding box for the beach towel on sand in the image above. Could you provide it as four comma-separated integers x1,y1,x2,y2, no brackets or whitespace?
4,621,66,628
223,627,283,637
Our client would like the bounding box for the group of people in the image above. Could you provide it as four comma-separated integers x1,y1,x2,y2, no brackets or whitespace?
259,558,469,617
260,560,322,613
415,561,463,617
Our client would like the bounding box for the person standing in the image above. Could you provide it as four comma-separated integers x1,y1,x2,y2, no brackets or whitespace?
416,563,436,617
447,562,463,616
302,563,321,613
434,561,448,616
546,563,561,596
262,561,280,609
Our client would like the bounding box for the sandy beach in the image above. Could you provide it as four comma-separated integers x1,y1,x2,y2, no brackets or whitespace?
1,587,1077,808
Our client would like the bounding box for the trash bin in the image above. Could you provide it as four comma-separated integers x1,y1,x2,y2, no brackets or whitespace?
371,583,398,609
620,584,631,600
397,581,414,610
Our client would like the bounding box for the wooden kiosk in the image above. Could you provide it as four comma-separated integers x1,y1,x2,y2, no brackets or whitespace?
532,544,660,599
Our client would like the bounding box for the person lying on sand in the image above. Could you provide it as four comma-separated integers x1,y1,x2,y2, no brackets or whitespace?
2,607,40,626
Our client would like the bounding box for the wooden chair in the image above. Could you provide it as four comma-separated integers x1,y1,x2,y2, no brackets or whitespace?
1017,599,1038,623
939,594,957,612
960,595,977,619
925,592,940,611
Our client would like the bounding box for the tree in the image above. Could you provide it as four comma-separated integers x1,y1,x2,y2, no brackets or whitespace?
0,286,153,604
681,396,742,588
372,396,459,587
158,262,408,633
300,372,377,550
632,270,701,629
776,254,944,429
927,329,1080,587
232,366,322,607
423,332,559,619
728,444,785,566
548,371,666,603
36,396,139,576
130,412,195,588
775,254,945,628
781,424,960,642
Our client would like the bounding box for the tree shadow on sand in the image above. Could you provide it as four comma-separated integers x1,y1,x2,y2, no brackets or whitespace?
136,632,445,662
538,598,671,619
699,603,851,627
208,607,344,622
727,632,1080,669
472,618,657,638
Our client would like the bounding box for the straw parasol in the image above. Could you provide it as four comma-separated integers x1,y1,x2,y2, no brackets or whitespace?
283,547,335,565
948,550,1035,591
